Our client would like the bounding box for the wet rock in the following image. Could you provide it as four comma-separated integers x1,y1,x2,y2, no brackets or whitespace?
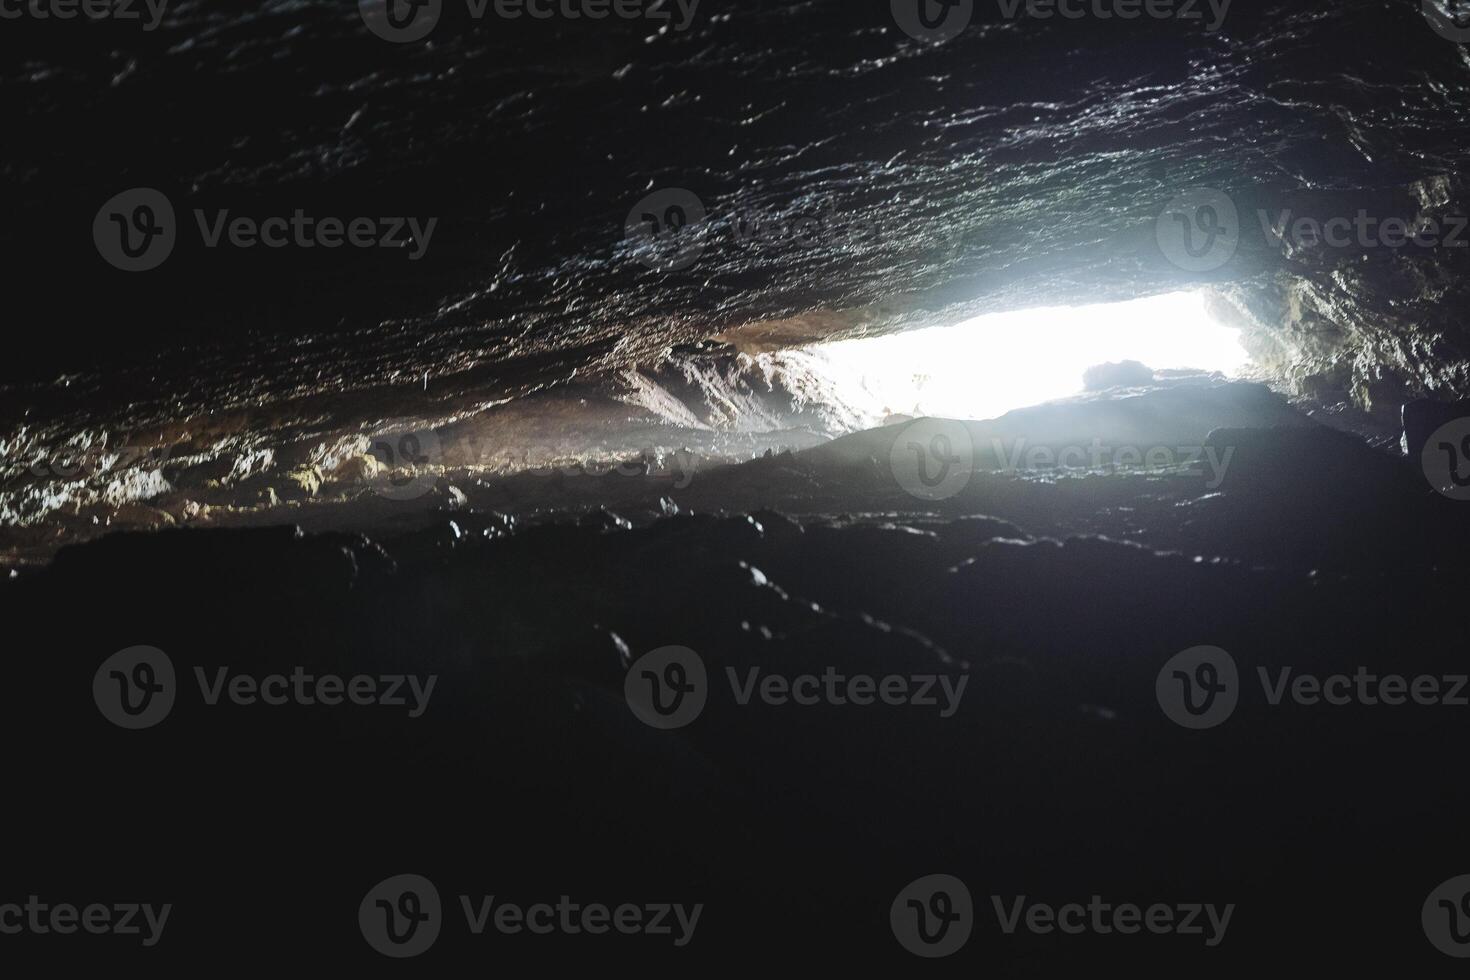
1203,425,1414,497
326,453,381,485
938,514,1030,549
749,509,803,545
578,507,632,532
474,511,517,541
434,483,469,510
155,496,209,523
1402,397,1470,458
606,629,632,670
225,448,276,484
108,502,176,528
280,465,323,500
546,627,636,687
43,524,388,601
8,464,1470,972
806,381,1312,477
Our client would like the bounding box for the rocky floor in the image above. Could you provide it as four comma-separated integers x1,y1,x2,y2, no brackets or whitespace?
6,381,1470,970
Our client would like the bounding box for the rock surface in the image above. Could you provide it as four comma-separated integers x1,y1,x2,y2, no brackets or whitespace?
6,400,1470,969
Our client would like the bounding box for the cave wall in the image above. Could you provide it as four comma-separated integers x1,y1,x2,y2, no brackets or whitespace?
3,0,1470,544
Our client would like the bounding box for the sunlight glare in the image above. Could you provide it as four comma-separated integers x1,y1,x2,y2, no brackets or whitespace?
805,291,1249,422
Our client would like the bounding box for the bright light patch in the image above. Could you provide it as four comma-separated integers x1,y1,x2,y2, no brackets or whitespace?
806,291,1249,422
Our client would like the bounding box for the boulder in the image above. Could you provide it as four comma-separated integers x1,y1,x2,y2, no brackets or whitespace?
1083,360,1154,390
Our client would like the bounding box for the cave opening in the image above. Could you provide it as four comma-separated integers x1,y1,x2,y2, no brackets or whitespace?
802,290,1252,423
7,3,1470,971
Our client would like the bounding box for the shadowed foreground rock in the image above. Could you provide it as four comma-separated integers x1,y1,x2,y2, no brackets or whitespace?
5,394,1470,971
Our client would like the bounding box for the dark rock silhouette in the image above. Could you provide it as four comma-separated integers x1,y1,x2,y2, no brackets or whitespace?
1402,397,1470,457
6,383,1470,971
1083,359,1155,390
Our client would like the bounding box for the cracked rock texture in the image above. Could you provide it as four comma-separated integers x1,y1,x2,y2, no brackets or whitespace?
4,1,1470,552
